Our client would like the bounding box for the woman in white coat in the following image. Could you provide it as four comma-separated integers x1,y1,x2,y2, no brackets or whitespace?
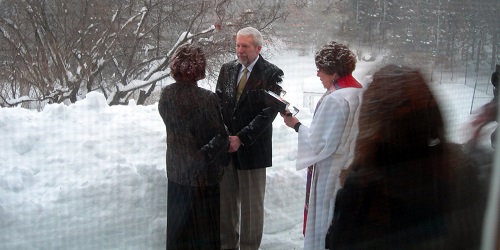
281,41,363,250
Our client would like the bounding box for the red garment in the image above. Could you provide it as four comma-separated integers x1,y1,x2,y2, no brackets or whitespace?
337,74,362,89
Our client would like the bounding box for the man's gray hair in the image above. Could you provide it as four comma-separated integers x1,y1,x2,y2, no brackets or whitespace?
237,27,263,47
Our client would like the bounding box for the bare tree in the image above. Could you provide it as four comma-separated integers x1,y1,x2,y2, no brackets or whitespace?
0,0,289,108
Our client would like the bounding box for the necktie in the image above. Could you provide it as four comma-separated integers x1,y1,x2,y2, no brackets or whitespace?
236,68,248,102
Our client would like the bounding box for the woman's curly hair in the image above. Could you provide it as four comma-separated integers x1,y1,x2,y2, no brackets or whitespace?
315,41,356,77
169,44,206,83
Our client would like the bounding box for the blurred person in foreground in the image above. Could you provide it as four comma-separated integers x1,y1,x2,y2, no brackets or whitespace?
158,44,229,250
464,93,496,189
472,64,500,148
328,65,487,250
281,41,363,250
215,26,284,250
468,98,498,150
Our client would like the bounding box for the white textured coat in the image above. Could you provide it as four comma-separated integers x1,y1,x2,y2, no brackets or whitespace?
296,87,363,250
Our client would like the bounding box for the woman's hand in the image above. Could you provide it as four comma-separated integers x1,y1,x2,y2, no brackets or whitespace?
281,109,299,129
228,136,241,153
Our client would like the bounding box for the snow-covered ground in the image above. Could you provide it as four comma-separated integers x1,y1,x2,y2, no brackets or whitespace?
0,50,495,249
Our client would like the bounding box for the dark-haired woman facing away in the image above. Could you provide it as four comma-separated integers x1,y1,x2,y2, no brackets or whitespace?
158,44,229,250
328,65,487,250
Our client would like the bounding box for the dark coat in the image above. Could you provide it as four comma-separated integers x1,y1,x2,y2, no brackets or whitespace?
158,82,229,186
327,143,487,250
492,71,499,98
215,56,284,170
491,71,499,89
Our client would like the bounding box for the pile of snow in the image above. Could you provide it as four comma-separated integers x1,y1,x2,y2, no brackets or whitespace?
0,50,493,250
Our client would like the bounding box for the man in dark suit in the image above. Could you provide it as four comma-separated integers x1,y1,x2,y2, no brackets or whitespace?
216,26,284,250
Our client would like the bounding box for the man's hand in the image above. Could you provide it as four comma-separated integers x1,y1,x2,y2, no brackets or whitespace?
228,135,242,153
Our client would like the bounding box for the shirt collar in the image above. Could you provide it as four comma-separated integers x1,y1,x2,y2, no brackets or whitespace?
240,55,259,73
328,84,336,92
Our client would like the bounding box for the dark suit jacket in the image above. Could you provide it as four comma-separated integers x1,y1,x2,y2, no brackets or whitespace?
158,82,229,186
216,56,284,170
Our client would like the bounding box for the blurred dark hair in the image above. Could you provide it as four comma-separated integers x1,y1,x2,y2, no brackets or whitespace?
355,65,446,168
314,41,356,77
169,44,206,83
336,65,487,250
